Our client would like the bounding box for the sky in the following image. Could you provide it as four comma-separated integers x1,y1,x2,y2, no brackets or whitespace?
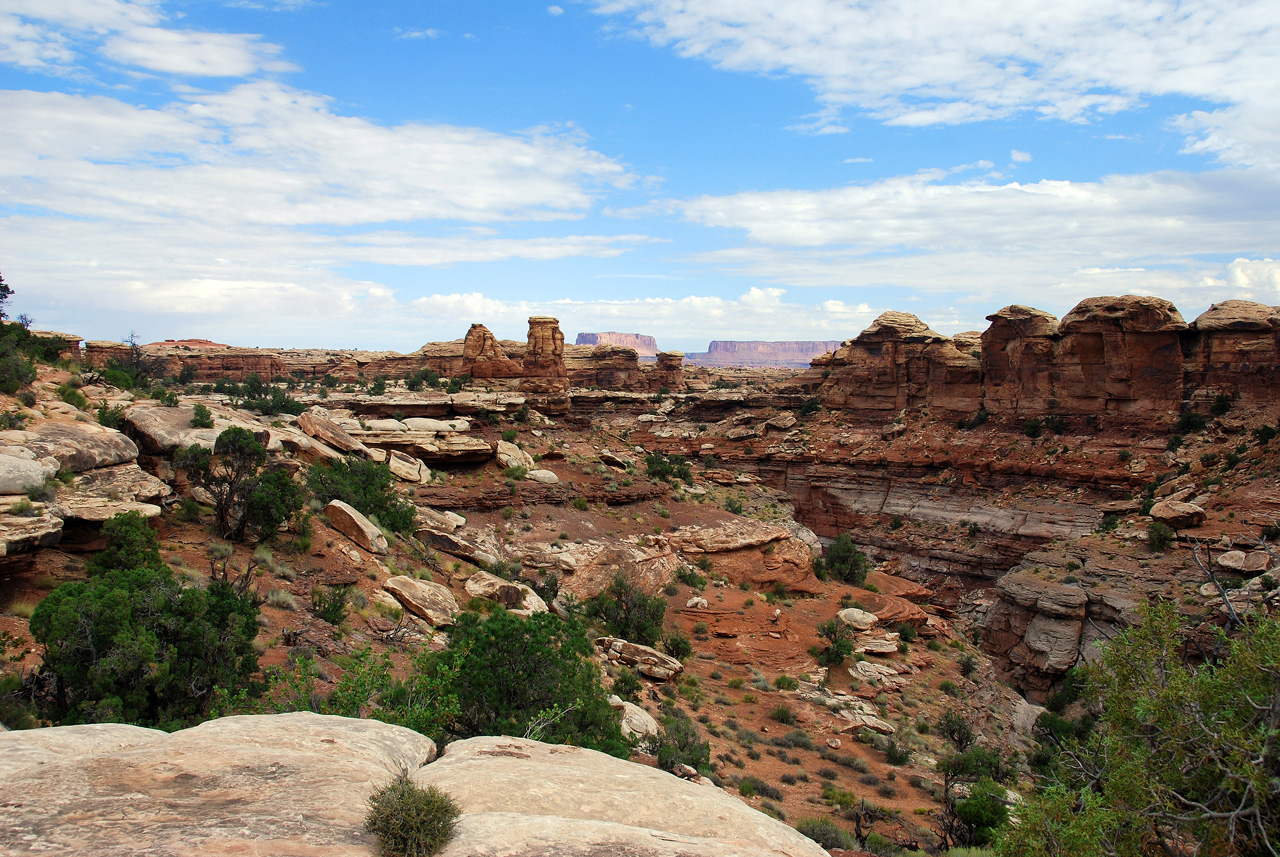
1,0,1278,354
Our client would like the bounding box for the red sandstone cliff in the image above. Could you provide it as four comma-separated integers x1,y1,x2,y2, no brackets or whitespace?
804,295,1280,419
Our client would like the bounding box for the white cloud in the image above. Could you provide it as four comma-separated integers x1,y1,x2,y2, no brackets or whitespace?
594,0,1280,165
843,157,872,164
395,28,441,40
102,27,294,76
1,0,290,77
0,85,634,227
548,5,565,15
1010,149,1031,163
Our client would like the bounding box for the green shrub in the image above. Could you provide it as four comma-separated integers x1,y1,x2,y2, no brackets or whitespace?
96,400,127,429
57,383,88,410
940,680,960,696
190,403,214,428
822,533,869,585
311,584,351,625
571,496,589,511
29,562,259,728
1147,521,1175,552
884,737,912,765
662,628,693,661
1023,417,1042,438
1175,411,1208,433
656,711,710,773
768,704,796,725
797,397,821,417
87,510,166,576
307,457,416,535
16,390,35,407
178,428,301,542
611,666,642,702
440,610,627,756
365,772,460,857
774,675,799,691
645,452,693,485
814,618,854,666
589,571,666,647
501,429,517,442
795,818,856,850
959,653,978,677
240,386,305,416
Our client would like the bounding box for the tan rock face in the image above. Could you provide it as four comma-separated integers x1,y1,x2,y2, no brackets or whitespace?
806,294,1280,418
418,736,826,857
325,499,389,555
1054,295,1187,415
1149,499,1207,529
384,575,461,626
0,712,436,857
298,411,369,456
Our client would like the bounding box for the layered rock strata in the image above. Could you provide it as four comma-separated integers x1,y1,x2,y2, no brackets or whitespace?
796,296,1280,418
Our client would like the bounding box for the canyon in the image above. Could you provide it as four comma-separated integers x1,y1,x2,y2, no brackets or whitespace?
3,292,1278,852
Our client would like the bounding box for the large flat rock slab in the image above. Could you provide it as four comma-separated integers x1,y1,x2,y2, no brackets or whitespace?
0,712,436,857
419,736,826,857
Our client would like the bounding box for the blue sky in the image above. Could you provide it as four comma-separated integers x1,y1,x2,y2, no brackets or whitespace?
2,0,1278,353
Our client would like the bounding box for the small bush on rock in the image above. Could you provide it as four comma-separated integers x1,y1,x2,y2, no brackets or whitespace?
365,772,460,857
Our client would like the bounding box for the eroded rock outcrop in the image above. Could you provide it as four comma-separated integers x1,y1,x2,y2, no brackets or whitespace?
815,312,982,415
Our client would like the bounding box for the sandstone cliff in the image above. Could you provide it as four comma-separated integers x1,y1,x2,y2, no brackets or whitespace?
574,331,660,357
805,296,1280,418
686,340,842,369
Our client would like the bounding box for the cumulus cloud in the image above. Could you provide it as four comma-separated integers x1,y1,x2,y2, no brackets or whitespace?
548,5,565,15
593,0,1280,165
1,0,290,76
1010,149,1031,163
0,85,634,227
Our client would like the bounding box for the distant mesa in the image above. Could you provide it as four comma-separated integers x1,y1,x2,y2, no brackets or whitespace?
684,340,842,369
574,332,659,358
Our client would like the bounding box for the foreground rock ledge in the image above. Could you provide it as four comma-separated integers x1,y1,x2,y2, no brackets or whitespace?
0,713,825,857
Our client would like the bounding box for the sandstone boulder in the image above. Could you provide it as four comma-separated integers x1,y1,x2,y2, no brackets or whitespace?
464,570,547,614
403,417,471,432
0,454,54,494
386,449,426,482
608,696,660,740
1149,499,1206,529
837,607,878,631
1216,550,1270,573
525,468,559,484
325,499,389,554
384,576,461,626
122,404,224,454
298,411,369,455
595,637,684,681
0,510,64,556
16,421,139,472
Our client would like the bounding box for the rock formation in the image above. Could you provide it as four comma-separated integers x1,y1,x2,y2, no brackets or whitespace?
517,317,571,414
574,331,660,357
0,713,826,857
685,340,842,369
807,295,1280,419
807,313,982,415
